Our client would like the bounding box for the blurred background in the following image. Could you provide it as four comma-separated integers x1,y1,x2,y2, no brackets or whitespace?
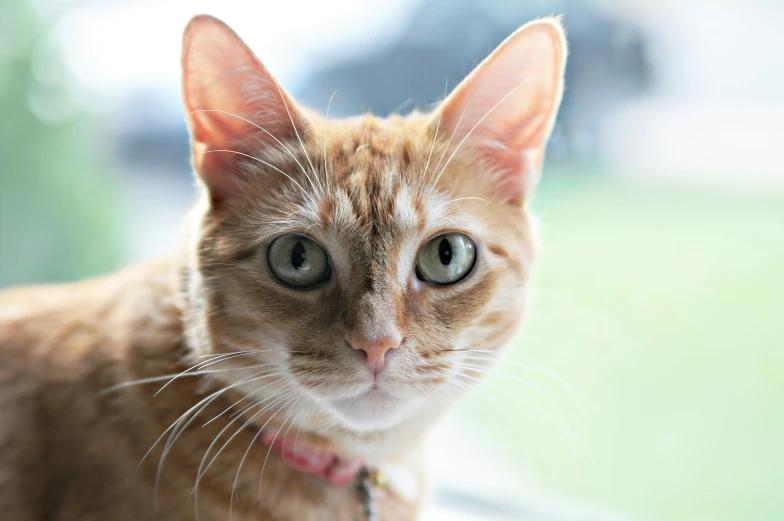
1,0,782,520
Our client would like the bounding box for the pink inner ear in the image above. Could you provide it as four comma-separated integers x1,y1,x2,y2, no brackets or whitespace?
482,148,541,206
182,16,303,148
435,21,566,205
190,141,243,203
181,15,309,203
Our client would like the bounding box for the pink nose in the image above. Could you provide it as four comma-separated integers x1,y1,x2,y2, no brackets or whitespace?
347,331,401,376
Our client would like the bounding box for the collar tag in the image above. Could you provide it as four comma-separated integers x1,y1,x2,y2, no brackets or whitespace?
356,468,387,521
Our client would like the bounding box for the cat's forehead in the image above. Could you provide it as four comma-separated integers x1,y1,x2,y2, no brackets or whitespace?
322,114,430,182
264,115,433,229
232,114,490,267
316,115,471,235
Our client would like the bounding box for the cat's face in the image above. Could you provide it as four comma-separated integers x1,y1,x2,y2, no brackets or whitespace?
181,16,565,433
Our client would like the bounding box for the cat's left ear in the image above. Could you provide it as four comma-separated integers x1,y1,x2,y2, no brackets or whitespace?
433,18,567,206
181,15,309,203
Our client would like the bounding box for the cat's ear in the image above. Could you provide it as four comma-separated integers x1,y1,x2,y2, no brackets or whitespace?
181,15,308,203
434,18,566,206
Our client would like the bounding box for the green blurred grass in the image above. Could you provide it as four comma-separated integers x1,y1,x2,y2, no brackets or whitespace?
0,0,124,288
454,174,784,521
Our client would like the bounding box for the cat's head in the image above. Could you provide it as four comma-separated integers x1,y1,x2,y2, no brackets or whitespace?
180,15,566,433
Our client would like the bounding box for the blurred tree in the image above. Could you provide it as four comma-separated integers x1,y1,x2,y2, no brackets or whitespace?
0,0,124,287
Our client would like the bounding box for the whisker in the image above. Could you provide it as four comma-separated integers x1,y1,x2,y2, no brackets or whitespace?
101,363,275,394
203,150,313,204
194,384,300,493
451,362,565,423
316,416,340,435
195,351,248,361
270,83,322,196
445,375,555,472
391,97,415,114
279,396,310,453
431,196,490,212
190,109,316,195
430,75,535,191
427,103,468,191
229,412,266,520
457,351,594,413
147,370,277,504
201,368,289,426
257,395,305,499
102,350,268,394
144,369,271,463
324,90,337,195
438,347,596,470
421,78,447,183
226,393,299,520
450,365,592,471
155,351,260,396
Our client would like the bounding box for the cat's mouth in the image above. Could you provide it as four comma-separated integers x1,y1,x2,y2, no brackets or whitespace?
334,383,397,405
328,384,422,432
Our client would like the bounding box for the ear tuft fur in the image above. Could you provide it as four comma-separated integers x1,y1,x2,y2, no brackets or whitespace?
181,15,309,204
433,16,568,205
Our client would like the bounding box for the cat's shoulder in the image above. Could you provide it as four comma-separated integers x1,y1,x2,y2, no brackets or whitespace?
0,259,178,519
0,257,180,365
0,279,97,362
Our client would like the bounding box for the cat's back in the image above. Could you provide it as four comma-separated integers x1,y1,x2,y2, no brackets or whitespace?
0,259,183,423
0,276,114,520
0,258,178,362
0,271,122,400
0,259,182,520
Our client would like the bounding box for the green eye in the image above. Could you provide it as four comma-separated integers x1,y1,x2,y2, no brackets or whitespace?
416,233,476,285
267,235,331,289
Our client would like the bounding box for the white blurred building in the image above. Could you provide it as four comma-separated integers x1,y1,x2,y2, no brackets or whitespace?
601,0,784,188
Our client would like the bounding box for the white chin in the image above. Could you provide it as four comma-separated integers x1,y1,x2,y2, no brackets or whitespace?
329,388,421,432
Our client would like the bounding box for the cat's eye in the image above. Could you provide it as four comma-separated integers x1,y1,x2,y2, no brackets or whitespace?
416,233,476,286
267,234,331,289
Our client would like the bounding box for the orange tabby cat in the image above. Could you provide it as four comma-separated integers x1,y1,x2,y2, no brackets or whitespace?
0,14,566,521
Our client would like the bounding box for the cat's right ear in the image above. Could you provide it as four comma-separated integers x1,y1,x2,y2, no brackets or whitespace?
181,15,308,203
432,18,566,206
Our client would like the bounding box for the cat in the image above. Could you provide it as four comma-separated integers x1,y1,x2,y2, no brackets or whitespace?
0,13,566,521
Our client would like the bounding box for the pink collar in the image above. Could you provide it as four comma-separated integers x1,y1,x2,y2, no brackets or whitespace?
261,431,363,487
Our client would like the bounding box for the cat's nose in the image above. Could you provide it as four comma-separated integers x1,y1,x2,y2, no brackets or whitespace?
346,331,401,376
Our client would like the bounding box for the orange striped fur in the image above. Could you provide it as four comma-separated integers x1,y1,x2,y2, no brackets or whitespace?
0,14,566,521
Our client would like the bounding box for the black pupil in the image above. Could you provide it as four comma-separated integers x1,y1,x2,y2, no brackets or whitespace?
291,241,306,270
438,238,452,266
